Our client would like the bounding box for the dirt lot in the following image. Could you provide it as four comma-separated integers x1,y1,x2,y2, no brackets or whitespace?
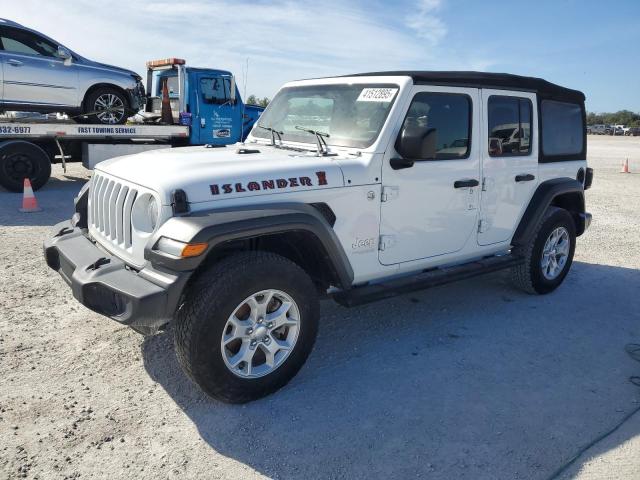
1,136,639,480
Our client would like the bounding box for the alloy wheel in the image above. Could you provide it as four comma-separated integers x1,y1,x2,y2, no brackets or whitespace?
541,226,570,280
220,289,300,378
94,93,125,124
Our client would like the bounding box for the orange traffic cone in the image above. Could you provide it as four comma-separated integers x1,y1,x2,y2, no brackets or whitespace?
621,158,630,173
19,178,42,213
160,77,173,125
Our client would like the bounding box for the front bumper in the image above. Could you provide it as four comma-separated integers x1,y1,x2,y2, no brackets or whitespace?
44,221,187,335
127,81,147,111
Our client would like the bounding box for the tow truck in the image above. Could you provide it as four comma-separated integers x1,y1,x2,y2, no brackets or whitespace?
0,58,264,192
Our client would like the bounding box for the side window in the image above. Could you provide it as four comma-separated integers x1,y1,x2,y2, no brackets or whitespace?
541,100,584,156
0,27,59,57
400,92,471,160
200,77,231,105
488,95,532,156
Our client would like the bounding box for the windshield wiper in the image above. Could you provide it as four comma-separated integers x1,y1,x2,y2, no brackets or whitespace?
256,124,283,147
294,126,332,156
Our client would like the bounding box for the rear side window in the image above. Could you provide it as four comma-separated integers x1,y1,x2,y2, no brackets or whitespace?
541,100,584,156
488,96,532,156
401,92,471,160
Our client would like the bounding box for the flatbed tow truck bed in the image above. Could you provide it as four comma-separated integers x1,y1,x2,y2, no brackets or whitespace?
0,121,190,192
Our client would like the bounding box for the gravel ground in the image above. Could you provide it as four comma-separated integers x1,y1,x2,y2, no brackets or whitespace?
1,136,639,480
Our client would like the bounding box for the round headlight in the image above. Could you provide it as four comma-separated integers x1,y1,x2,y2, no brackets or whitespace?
147,196,159,231
131,193,160,234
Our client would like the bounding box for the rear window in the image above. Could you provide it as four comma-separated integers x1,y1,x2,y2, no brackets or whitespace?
541,100,584,157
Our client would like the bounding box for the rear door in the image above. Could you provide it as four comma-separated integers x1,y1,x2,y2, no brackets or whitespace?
0,26,78,107
379,86,481,265
195,73,238,145
478,90,538,245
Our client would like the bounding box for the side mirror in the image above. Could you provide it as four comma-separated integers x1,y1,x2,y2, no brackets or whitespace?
57,46,72,65
395,123,437,160
229,76,237,104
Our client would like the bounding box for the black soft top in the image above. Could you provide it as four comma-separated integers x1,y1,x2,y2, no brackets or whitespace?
343,71,585,103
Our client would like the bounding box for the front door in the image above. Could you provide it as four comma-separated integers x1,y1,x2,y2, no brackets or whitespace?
196,73,237,145
379,86,481,265
478,90,538,245
0,26,78,108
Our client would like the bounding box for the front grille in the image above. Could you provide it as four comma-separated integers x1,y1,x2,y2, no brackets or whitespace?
89,172,138,249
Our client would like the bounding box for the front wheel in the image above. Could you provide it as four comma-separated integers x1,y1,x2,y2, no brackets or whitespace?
511,207,576,294
83,87,130,125
174,251,320,403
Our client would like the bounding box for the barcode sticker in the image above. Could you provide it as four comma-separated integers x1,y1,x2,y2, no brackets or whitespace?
356,88,398,102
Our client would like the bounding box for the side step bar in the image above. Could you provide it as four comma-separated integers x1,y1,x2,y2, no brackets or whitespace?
333,255,524,307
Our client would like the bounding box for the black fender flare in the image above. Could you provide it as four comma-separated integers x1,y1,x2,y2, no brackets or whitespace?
512,177,587,246
145,203,354,289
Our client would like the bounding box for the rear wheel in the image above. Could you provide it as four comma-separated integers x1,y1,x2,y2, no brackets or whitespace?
83,87,130,125
0,141,51,192
174,251,320,403
511,207,576,294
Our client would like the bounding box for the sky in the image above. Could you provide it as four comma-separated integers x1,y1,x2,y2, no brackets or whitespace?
2,0,638,112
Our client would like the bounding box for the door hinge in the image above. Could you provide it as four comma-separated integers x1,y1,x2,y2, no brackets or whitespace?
381,186,399,202
379,235,396,251
478,219,489,233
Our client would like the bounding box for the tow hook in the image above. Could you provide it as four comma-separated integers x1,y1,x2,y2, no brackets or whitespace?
86,257,110,271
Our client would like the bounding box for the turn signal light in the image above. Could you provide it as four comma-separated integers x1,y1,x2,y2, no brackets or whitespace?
156,237,208,258
181,242,208,258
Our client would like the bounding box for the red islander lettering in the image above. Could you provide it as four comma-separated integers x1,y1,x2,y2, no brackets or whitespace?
235,183,246,192
315,171,328,185
276,179,288,188
222,184,233,194
210,184,220,195
247,182,260,191
288,178,299,187
299,177,312,186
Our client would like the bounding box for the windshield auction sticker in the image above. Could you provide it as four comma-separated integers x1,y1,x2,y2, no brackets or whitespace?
357,88,398,102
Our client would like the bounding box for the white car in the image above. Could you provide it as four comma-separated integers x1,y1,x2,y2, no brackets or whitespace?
45,71,593,403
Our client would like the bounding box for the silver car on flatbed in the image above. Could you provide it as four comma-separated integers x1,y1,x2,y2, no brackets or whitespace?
0,18,145,124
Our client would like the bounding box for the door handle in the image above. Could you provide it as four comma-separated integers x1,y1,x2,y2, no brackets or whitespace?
515,174,535,182
390,157,414,170
454,179,479,188
8,59,23,66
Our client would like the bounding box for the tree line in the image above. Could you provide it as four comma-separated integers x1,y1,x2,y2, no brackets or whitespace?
587,110,640,127
246,95,270,107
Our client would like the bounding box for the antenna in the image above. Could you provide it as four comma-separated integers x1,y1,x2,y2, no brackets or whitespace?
240,58,249,144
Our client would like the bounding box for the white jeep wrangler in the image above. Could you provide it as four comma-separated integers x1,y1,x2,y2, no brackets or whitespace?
45,71,593,403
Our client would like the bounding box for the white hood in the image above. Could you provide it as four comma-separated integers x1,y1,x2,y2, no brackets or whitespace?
96,144,345,204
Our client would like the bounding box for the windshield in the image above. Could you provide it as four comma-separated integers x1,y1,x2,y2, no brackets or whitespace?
253,84,399,149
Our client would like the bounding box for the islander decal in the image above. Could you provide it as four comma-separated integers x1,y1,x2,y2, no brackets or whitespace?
210,171,328,195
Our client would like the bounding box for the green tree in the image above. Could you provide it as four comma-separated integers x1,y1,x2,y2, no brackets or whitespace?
246,95,258,106
258,97,270,108
587,110,640,126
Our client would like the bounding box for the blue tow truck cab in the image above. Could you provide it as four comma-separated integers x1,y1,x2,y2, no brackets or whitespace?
145,58,264,146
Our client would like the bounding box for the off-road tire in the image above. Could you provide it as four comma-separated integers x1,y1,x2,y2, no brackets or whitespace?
82,87,131,125
511,206,576,294
174,251,320,403
0,141,51,192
